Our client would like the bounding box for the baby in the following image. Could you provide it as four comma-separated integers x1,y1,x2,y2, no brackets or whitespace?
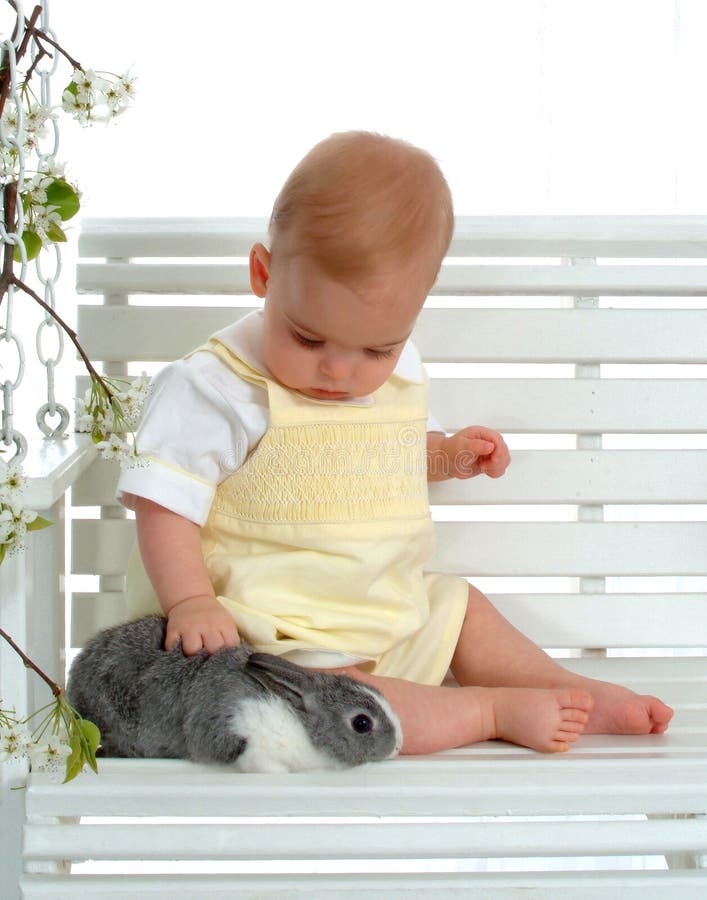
117,131,673,755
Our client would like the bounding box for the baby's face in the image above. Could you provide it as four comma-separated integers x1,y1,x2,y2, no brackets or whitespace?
254,247,429,400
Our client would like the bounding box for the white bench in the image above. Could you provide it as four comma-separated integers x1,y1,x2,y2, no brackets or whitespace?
5,216,707,897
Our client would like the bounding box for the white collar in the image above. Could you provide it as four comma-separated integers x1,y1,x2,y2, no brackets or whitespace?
212,310,424,403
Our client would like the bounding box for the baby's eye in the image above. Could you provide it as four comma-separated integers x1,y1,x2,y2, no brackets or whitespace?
292,330,323,349
365,347,397,360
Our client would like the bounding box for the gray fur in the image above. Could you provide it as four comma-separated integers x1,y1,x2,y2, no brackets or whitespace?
66,614,402,771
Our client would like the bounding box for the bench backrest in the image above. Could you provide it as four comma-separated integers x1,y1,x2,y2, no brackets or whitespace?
71,216,707,658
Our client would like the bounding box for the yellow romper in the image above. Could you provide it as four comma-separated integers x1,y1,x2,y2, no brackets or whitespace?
128,336,469,686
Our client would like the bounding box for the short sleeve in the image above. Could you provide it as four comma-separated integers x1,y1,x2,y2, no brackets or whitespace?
427,411,445,433
116,355,261,525
395,340,444,433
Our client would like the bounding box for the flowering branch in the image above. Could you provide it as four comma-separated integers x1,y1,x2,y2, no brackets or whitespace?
1,0,138,782
0,5,41,118
0,626,60,698
3,2,83,92
9,266,115,401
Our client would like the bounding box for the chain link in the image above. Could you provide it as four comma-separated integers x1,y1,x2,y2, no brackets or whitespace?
33,1,68,439
0,12,28,462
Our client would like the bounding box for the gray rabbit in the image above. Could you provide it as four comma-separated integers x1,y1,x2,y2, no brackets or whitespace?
66,614,402,773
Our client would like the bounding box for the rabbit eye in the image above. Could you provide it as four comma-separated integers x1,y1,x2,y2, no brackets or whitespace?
351,714,373,734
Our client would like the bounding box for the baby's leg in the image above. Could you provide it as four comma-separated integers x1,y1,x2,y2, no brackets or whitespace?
335,667,592,755
451,585,674,736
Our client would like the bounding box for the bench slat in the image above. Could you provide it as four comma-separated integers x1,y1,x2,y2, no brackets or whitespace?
71,519,707,578
78,216,267,257
72,452,707,508
429,449,707,504
67,592,707,657
22,818,707,861
430,378,707,433
433,521,707,577
24,752,707,818
75,374,707,434
71,592,127,645
77,214,707,258
68,591,707,653
76,260,707,296
490,593,707,649
19,870,707,899
77,306,707,364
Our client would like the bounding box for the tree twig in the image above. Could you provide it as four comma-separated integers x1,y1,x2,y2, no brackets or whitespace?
5,1,83,71
0,4,43,120
0,181,17,300
11,274,115,401
0,627,62,699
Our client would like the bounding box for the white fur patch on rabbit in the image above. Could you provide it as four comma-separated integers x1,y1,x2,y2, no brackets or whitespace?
232,696,343,773
358,686,403,755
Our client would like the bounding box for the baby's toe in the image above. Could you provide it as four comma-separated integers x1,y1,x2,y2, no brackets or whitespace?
562,689,594,713
562,707,590,726
559,719,586,734
648,697,674,733
557,729,582,744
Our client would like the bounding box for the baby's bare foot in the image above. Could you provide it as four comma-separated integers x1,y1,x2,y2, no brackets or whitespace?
581,681,673,736
489,687,594,753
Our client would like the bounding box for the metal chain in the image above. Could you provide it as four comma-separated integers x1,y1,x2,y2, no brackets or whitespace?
33,0,69,439
0,2,28,462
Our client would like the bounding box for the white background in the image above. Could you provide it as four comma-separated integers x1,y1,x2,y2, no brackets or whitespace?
6,0,707,437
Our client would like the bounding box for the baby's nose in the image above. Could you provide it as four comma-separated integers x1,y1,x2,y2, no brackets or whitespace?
319,352,355,381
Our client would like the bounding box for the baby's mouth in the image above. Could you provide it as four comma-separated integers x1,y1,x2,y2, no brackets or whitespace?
309,388,350,400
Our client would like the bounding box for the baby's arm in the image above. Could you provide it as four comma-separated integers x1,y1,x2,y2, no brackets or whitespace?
134,496,240,655
427,426,511,481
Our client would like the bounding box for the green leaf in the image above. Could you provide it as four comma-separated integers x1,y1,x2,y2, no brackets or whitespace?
80,719,101,773
63,732,83,783
46,222,67,243
27,516,53,532
0,544,6,565
45,179,80,221
13,230,42,262
64,753,85,783
64,80,79,97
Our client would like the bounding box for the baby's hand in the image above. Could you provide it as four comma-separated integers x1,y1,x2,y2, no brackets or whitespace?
445,426,511,480
165,594,240,656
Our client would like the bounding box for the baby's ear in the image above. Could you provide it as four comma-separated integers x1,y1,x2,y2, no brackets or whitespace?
249,243,271,297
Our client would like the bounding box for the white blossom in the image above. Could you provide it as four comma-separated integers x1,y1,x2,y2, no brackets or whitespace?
33,207,64,245
0,460,28,506
95,432,134,463
75,411,95,433
27,174,52,205
0,146,17,178
119,72,137,99
73,68,99,91
0,462,42,556
28,737,72,779
102,83,124,111
61,88,87,123
38,158,67,179
0,508,14,543
0,721,33,762
1,102,20,133
74,86,93,107
24,103,54,137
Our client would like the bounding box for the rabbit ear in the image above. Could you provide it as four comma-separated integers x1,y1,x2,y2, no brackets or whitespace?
246,654,310,712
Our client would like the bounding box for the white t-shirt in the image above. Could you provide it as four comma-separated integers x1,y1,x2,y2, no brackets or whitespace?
117,310,442,525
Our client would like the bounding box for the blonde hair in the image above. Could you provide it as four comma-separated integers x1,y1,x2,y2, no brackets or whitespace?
268,131,453,285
